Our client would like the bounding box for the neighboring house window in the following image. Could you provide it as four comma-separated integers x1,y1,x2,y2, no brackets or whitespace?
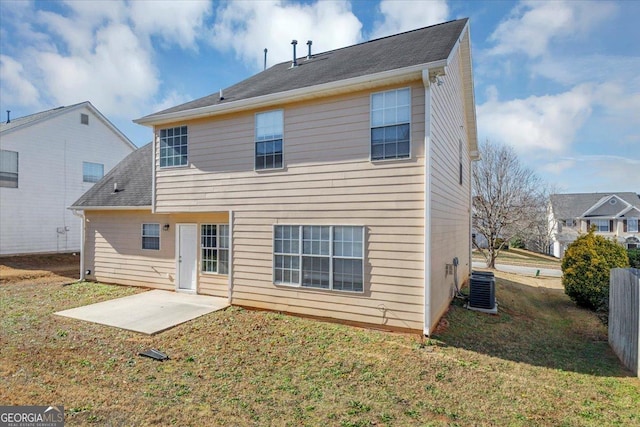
627,218,639,233
81,113,89,125
159,126,188,167
0,149,18,188
565,219,575,227
255,110,283,170
593,219,610,232
83,161,104,183
274,225,364,292
201,224,230,274
371,88,410,161
142,223,160,250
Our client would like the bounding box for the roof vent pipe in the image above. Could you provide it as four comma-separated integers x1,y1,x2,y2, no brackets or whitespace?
6,110,10,123
219,89,224,101
291,40,298,67
264,48,268,71
306,40,312,59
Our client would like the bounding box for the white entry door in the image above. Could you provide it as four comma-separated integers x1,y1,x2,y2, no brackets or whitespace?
177,224,197,292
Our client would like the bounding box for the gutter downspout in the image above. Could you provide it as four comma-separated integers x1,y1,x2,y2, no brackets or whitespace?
228,210,234,305
152,130,157,214
422,69,433,336
71,209,85,281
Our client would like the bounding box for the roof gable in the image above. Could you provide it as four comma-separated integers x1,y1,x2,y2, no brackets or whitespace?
71,143,152,209
551,192,640,219
582,194,631,217
1,101,136,150
136,18,469,124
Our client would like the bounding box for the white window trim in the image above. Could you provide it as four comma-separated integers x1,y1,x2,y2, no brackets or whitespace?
141,223,161,251
272,224,365,293
159,125,189,169
201,224,230,275
370,87,412,162
628,218,639,233
254,109,285,171
593,219,610,232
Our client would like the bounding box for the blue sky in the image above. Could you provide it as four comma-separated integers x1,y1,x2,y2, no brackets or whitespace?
1,0,638,193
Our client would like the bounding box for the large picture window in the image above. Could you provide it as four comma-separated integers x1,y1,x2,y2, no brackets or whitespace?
83,161,104,183
0,149,18,188
159,126,188,167
255,110,283,170
370,88,410,161
274,225,364,292
142,223,160,250
201,224,230,274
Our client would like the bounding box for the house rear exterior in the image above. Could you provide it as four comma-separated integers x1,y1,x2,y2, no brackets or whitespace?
72,19,478,335
0,102,135,255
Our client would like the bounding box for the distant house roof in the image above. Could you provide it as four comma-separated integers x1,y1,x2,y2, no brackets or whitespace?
1,101,136,150
550,192,640,219
71,143,152,209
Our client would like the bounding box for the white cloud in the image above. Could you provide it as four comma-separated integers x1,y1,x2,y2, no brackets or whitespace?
549,155,640,193
541,158,575,175
210,0,363,70
370,0,449,39
0,55,40,107
488,0,615,58
130,0,212,50
477,84,593,153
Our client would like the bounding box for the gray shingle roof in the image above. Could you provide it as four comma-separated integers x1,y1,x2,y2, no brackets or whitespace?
71,143,152,208
1,102,87,133
550,192,640,219
140,18,468,119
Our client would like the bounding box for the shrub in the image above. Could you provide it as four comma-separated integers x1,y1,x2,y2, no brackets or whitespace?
561,228,629,311
510,236,525,249
628,248,640,268
494,238,509,250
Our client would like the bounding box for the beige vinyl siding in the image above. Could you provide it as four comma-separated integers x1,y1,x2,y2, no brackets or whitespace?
154,84,427,331
84,210,229,298
428,47,472,330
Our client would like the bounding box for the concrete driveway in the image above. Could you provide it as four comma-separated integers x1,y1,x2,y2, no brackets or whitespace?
55,290,229,335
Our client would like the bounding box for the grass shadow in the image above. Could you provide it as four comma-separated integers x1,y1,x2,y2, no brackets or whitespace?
433,275,633,377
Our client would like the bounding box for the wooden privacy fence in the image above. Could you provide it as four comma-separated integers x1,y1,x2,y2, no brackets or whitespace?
609,268,639,377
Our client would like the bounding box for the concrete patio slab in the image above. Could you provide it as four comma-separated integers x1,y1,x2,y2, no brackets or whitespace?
55,290,229,335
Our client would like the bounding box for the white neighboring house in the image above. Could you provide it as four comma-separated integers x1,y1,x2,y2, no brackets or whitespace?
0,102,136,255
549,192,640,259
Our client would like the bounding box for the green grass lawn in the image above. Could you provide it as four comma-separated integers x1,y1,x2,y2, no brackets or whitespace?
1,276,638,426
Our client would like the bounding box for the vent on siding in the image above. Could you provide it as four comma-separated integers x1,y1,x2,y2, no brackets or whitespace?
469,271,496,310
81,113,89,125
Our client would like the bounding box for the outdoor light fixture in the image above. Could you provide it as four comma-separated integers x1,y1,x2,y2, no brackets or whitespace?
163,224,170,231
85,269,91,275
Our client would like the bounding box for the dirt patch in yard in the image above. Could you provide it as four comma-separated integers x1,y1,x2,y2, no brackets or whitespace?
0,253,80,285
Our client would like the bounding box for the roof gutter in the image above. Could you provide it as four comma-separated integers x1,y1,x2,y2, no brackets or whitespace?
134,60,448,127
68,206,152,211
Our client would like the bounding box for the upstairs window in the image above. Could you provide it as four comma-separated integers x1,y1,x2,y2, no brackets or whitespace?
83,161,104,183
81,113,89,125
371,88,410,161
627,218,639,233
255,110,283,170
201,224,230,274
0,149,18,188
142,223,160,250
159,126,188,168
593,219,610,232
